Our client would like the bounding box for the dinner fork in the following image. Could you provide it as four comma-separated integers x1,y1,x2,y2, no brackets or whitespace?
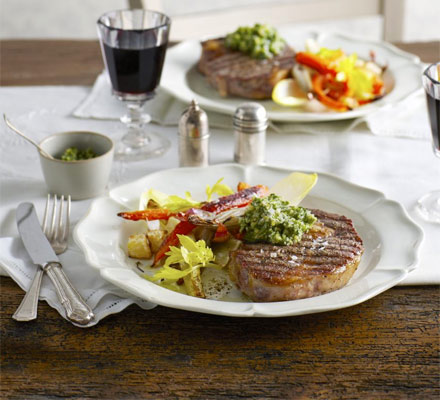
12,194,71,321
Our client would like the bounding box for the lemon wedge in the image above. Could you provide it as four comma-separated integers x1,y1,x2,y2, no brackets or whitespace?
269,172,318,206
272,79,308,107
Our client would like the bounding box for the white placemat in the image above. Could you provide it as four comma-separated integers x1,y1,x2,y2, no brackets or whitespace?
1,85,439,327
73,72,431,140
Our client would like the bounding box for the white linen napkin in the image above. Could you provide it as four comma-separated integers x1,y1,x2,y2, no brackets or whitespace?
73,72,236,129
0,237,156,328
73,72,431,140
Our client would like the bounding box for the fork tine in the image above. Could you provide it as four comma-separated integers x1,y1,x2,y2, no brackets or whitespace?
56,195,64,241
42,194,50,236
48,195,57,241
62,195,71,243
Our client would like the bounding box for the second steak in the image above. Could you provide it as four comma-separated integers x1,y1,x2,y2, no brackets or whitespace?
198,38,295,99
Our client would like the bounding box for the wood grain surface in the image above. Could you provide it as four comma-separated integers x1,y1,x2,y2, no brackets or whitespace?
1,40,439,87
1,40,439,400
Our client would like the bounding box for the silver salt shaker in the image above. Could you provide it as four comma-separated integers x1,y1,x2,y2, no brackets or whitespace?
233,102,267,165
178,99,210,167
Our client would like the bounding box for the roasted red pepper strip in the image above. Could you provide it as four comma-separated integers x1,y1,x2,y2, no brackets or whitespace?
153,221,196,265
312,74,348,112
372,78,384,95
296,52,338,76
324,78,349,99
118,209,176,221
200,185,269,214
212,223,230,243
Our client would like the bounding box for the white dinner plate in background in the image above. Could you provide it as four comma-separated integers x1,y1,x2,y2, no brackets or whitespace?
161,29,422,122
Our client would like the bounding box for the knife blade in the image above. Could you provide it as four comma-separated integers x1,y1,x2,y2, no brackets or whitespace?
16,202,94,325
17,202,59,265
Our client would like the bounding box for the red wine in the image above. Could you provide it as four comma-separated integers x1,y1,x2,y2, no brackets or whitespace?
426,92,440,151
103,43,167,94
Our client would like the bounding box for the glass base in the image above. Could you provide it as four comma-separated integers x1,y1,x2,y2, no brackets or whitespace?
115,130,171,161
416,190,440,223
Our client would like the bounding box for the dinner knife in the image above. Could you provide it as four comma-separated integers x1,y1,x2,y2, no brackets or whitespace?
16,202,94,325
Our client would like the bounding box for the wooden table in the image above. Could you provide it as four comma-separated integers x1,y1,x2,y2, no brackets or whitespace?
1,40,439,399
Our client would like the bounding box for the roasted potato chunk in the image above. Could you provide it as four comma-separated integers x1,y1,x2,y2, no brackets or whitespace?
146,230,166,253
127,234,152,259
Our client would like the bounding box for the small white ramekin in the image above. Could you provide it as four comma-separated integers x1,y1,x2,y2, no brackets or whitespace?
39,131,114,200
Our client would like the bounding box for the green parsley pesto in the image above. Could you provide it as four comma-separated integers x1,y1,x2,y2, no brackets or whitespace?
239,193,317,245
224,23,285,59
60,147,97,161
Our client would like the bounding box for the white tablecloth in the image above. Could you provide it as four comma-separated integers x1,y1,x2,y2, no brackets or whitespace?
0,85,439,293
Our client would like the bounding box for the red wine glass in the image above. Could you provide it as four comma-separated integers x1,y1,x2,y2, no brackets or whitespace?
418,62,440,223
97,10,171,161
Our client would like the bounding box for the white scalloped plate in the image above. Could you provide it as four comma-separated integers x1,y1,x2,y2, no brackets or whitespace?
161,29,422,122
74,164,423,317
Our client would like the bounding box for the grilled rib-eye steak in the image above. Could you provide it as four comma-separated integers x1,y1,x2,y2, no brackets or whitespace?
198,38,295,99
228,209,364,302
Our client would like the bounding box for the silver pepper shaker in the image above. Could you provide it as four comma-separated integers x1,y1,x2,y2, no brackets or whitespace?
233,102,267,165
178,99,210,167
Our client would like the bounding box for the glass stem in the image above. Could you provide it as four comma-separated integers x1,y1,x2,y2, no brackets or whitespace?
119,102,153,148
121,102,151,130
